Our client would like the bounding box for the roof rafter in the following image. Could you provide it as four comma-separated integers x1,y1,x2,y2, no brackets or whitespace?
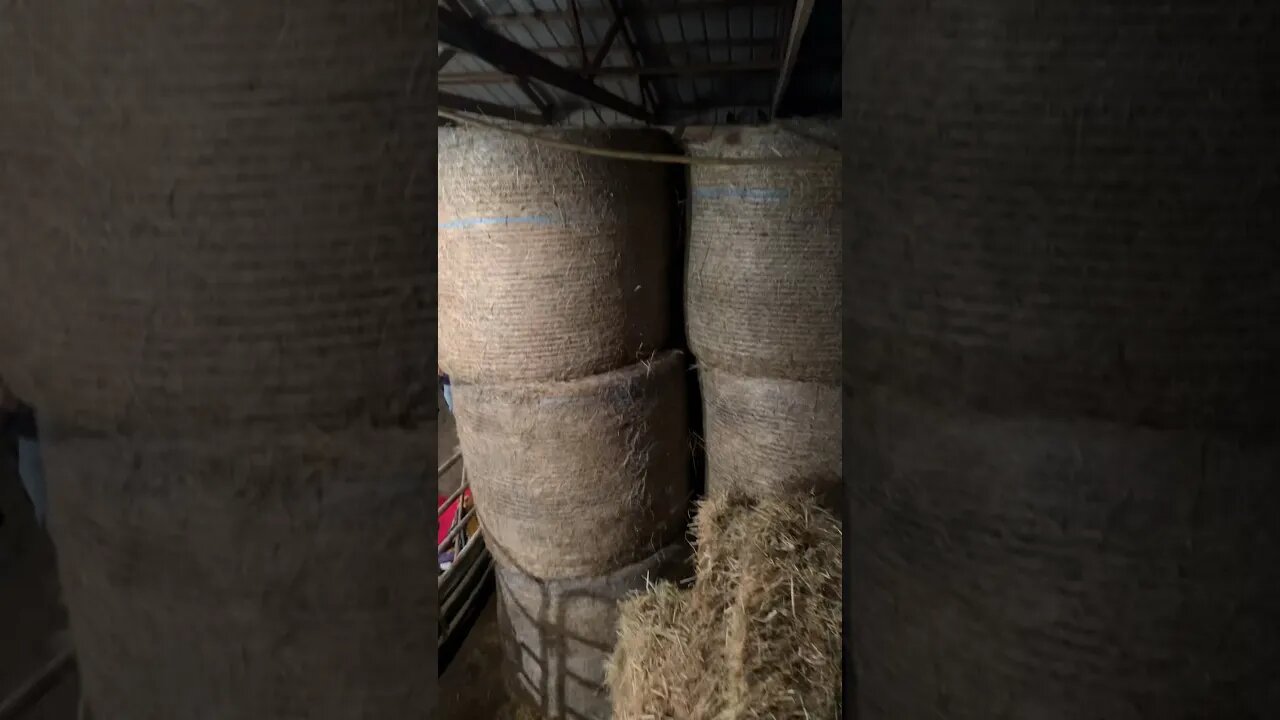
439,92,548,126
439,5,651,122
771,0,817,118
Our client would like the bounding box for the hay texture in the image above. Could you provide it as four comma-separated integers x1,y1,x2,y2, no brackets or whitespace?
495,543,690,720
42,426,433,719
453,351,691,579
700,366,840,506
609,493,842,720
846,0,1280,716
849,391,1280,719
685,122,841,384
439,127,675,383
0,2,434,433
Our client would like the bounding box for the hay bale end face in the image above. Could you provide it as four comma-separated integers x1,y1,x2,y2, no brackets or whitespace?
438,128,675,384
610,493,842,720
453,351,691,580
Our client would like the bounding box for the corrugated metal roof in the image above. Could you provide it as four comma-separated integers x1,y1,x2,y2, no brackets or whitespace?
438,0,838,127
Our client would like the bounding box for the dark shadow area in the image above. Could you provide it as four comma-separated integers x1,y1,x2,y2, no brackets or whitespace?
438,590,510,720
497,573,614,720
0,412,80,719
439,572,496,677
667,157,706,508
493,543,692,720
779,0,843,118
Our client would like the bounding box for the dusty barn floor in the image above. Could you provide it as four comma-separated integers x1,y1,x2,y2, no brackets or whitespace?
0,437,80,718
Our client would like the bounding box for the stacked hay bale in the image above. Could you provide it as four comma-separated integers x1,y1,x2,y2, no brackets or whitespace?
0,3,434,717
440,128,690,720
608,493,842,719
685,124,842,505
847,1,1280,718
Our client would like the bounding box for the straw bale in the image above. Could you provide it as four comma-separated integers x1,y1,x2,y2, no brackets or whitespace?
439,127,675,383
685,122,840,383
0,1,434,433
454,352,691,579
700,366,840,506
846,0,1280,715
609,494,842,720
42,425,433,719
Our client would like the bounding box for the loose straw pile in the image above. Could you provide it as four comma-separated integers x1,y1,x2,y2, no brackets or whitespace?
608,493,842,719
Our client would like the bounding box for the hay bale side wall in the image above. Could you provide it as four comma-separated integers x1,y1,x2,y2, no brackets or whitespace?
0,2,435,433
42,426,434,719
846,1,1280,716
849,392,1280,717
700,366,840,505
454,352,691,580
685,123,840,384
438,128,675,384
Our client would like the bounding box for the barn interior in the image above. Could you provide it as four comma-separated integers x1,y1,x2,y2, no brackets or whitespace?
434,1,841,717
1,1,841,719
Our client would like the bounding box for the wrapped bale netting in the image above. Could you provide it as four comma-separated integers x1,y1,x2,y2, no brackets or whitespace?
439,128,675,384
496,542,690,720
0,2,434,433
700,367,840,506
685,123,840,384
847,2,1280,718
453,351,690,580
42,426,433,719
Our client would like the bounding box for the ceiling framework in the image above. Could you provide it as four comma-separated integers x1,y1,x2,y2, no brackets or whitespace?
436,0,839,128
770,0,815,118
438,91,549,125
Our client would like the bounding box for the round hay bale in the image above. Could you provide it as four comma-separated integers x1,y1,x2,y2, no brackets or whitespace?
850,392,1280,719
685,122,840,383
700,366,840,506
439,128,676,384
846,2,1280,716
0,2,434,433
495,542,691,720
844,5,1280,433
42,426,433,719
454,351,691,580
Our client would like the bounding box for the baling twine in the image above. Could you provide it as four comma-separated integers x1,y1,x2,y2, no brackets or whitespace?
437,109,839,167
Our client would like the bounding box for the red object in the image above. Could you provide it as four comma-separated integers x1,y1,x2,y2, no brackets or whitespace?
437,491,471,547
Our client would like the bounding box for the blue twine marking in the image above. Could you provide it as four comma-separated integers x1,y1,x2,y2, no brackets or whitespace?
694,186,790,202
438,215,556,230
